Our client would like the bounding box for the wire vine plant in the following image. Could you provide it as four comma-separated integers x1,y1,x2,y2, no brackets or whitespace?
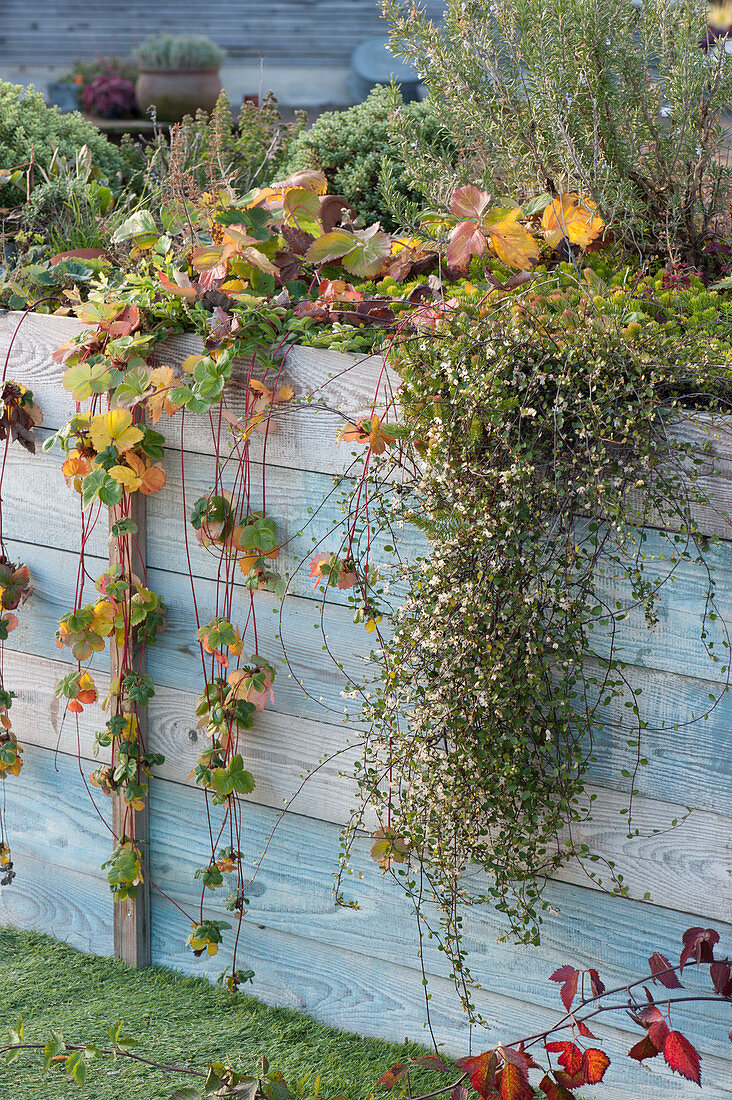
335,288,732,1029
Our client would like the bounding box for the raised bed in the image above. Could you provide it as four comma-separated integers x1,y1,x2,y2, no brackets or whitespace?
0,310,731,1099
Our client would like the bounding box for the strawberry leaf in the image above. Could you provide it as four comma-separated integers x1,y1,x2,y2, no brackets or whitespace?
450,185,492,220
446,222,488,270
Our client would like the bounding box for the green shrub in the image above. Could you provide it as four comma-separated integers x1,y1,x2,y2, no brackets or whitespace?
383,0,732,262
0,82,123,207
281,85,453,230
22,176,115,253
126,90,305,197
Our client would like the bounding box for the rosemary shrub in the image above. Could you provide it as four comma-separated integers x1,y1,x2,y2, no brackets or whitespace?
382,0,732,262
341,290,732,1018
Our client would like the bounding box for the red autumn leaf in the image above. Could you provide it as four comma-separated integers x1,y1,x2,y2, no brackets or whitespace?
539,1075,575,1100
375,1063,409,1089
628,1035,659,1063
546,1042,582,1077
498,1062,532,1100
456,1051,498,1098
680,927,719,971
451,1087,470,1100
580,1049,610,1085
649,951,683,989
497,1047,532,1071
450,185,492,220
411,1055,451,1071
588,969,605,997
100,303,141,337
636,1002,665,1027
549,966,579,1012
710,959,732,996
648,1020,671,1051
576,1021,596,1039
446,221,488,270
663,1031,701,1085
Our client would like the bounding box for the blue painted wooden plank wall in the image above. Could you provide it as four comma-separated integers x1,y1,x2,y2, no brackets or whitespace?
0,312,730,1099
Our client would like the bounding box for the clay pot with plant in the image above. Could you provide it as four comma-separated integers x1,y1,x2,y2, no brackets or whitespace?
132,34,225,123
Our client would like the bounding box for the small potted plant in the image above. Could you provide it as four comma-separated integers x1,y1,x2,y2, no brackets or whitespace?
132,34,226,123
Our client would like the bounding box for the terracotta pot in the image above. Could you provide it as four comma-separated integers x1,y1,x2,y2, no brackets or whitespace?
135,68,222,123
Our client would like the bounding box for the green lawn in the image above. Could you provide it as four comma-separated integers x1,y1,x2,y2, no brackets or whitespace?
0,928,440,1100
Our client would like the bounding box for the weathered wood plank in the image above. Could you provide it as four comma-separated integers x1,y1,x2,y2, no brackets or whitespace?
0,860,113,957
150,899,732,1100
0,0,446,67
4,729,731,1090
147,777,732,1002
109,492,151,968
8,647,732,920
0,313,396,477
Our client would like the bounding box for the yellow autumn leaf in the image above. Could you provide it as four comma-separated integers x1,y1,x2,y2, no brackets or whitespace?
541,194,605,248
147,365,183,425
90,599,116,636
89,408,144,454
109,464,143,491
181,354,202,374
485,209,540,269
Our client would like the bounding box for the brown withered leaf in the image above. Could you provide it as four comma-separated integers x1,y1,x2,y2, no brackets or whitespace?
281,225,314,257
320,194,356,232
274,249,304,283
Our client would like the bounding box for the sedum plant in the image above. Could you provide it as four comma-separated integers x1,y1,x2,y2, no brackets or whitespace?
383,0,732,262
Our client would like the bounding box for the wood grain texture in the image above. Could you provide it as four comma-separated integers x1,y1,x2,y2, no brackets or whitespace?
0,0,445,67
3,309,732,1084
150,899,732,1100
109,494,151,968
8,647,732,920
6,743,731,1095
0,313,397,476
145,780,732,1097
0,861,113,958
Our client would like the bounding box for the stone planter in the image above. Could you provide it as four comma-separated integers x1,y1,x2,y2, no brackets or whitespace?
135,68,222,123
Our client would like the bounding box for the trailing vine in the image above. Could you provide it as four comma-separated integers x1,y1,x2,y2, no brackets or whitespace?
336,285,732,1023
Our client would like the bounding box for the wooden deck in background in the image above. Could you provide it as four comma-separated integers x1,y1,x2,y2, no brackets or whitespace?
0,0,445,68
0,310,730,1098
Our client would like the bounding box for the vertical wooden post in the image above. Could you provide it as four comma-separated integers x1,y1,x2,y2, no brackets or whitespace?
109,491,151,967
